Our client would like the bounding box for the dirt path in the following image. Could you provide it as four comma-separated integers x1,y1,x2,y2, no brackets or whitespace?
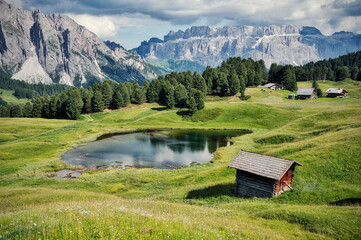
133,109,177,123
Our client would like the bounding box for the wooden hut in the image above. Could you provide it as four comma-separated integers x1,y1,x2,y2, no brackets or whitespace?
297,88,316,99
260,83,283,90
325,88,348,98
228,151,302,197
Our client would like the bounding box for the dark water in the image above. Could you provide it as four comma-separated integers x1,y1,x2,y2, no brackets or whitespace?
62,129,248,169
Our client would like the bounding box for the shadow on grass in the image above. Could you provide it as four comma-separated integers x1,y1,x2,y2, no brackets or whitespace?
329,198,361,206
176,109,193,118
186,183,236,199
151,107,168,111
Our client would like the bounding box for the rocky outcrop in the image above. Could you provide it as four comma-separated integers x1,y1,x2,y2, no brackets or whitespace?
0,0,157,86
132,25,361,68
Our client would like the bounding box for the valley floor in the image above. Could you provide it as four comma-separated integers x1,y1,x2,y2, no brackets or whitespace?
0,80,360,239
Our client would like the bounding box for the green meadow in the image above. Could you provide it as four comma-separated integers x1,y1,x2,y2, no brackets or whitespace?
0,80,360,239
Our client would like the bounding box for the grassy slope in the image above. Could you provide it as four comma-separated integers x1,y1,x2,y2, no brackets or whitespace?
0,88,30,104
0,80,360,239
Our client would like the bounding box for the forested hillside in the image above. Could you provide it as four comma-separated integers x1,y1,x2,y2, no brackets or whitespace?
1,50,361,119
293,50,361,81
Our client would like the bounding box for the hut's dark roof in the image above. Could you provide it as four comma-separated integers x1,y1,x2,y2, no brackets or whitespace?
297,88,315,96
228,151,302,180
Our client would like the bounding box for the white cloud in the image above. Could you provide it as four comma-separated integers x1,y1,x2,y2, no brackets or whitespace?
66,14,119,39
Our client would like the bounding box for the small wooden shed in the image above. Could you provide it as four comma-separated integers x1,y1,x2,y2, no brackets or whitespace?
260,83,283,90
228,151,302,198
297,88,316,99
325,88,348,98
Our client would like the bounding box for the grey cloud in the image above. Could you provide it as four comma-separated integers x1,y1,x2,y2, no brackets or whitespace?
7,0,361,35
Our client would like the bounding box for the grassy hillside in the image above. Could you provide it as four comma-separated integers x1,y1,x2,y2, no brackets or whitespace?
0,88,30,104
0,80,360,239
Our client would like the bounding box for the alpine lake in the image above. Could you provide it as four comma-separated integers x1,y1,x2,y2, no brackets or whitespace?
61,129,249,171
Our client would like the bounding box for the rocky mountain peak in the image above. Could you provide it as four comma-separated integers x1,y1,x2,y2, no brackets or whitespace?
0,0,157,86
132,24,361,68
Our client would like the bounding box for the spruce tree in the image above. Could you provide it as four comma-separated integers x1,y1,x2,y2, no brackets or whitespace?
239,75,246,97
23,102,33,117
164,83,175,109
217,72,229,96
102,82,113,108
32,95,43,118
187,97,197,114
193,73,207,97
120,84,130,107
174,84,188,108
229,72,240,95
110,91,124,109
0,105,10,117
92,91,105,112
133,88,146,104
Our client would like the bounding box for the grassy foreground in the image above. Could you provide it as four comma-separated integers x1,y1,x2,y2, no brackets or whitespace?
0,80,360,239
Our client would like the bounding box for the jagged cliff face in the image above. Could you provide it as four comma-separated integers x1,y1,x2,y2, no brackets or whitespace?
0,1,157,86
132,25,361,68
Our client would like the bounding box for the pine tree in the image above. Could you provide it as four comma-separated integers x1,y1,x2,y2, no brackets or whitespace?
10,104,23,118
120,84,130,107
102,82,113,108
133,88,146,104
32,95,43,118
193,72,207,97
239,75,246,97
174,84,188,108
92,91,105,112
142,80,150,91
217,72,229,96
110,91,124,109
49,94,59,118
64,88,83,120
164,83,175,109
187,97,197,114
281,66,297,91
229,72,240,95
0,105,10,117
82,94,92,113
146,79,161,103
247,69,255,86
41,94,50,118
312,80,322,97
357,71,361,81
23,102,33,117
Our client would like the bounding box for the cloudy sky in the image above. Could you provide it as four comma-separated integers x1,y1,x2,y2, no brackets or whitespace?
5,0,361,49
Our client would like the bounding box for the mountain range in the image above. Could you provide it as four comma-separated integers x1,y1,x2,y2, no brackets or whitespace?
0,0,157,87
131,25,361,68
1,0,361,87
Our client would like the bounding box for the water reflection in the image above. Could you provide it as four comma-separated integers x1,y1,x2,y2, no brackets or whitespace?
62,129,247,169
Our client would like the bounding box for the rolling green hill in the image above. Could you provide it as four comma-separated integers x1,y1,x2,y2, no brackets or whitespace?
0,88,31,105
0,80,360,239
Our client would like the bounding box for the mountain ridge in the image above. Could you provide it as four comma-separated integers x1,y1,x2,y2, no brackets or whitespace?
0,0,157,87
131,25,361,68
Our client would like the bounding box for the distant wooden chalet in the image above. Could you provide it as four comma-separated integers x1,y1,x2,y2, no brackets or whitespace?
325,88,348,98
296,88,316,99
228,151,302,198
259,83,283,90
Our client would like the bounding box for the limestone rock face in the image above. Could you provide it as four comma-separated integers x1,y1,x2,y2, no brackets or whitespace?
0,0,156,86
132,25,361,68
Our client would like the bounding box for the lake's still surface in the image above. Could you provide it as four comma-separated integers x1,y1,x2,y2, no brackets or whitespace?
62,129,247,169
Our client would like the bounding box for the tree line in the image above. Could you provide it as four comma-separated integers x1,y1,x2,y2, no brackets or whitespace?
0,57,272,119
294,50,361,82
1,51,360,119
0,75,70,101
